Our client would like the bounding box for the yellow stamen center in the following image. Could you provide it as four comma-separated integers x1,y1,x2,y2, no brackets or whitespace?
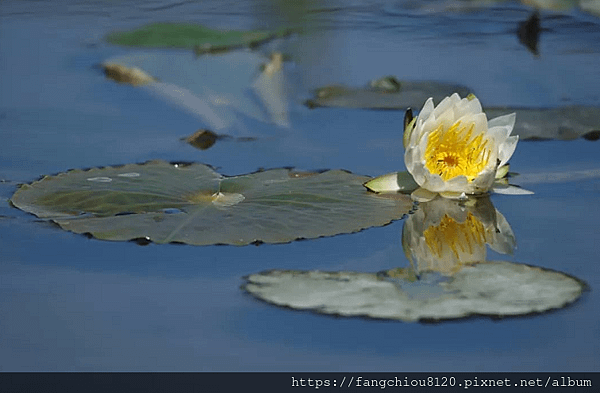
424,121,491,182
423,212,487,260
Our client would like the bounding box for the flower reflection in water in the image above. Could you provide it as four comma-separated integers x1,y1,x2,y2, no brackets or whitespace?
402,194,514,277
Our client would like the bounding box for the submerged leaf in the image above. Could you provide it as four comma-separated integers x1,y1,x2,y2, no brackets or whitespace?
106,22,291,51
10,161,412,245
243,262,586,322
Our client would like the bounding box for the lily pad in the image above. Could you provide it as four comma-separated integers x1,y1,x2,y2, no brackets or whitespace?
106,23,291,52
243,262,586,322
485,106,600,141
9,161,412,245
305,77,473,110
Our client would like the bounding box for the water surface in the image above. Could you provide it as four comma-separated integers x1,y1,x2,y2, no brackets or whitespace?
1,0,599,371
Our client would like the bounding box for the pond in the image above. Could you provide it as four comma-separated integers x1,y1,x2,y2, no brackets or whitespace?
1,0,599,371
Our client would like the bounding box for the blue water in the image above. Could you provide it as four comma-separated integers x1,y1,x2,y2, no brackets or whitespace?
1,0,599,371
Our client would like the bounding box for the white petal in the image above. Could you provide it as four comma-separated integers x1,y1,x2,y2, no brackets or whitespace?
471,170,496,192
417,130,430,157
492,184,534,195
404,147,418,171
433,94,459,118
444,175,470,192
411,187,438,202
405,151,427,185
455,112,488,135
488,112,516,130
498,135,519,167
419,115,440,141
423,173,447,192
455,96,482,118
435,107,456,129
418,97,435,122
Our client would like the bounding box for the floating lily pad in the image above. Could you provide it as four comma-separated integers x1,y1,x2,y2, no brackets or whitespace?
305,77,473,110
243,262,586,322
106,22,291,52
10,161,412,245
485,106,600,141
101,50,290,129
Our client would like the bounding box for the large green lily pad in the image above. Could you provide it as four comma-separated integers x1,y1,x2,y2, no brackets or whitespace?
243,262,586,322
106,23,291,52
305,77,473,110
10,161,413,245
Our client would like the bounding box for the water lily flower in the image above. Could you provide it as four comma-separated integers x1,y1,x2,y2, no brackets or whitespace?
403,93,531,201
402,195,515,276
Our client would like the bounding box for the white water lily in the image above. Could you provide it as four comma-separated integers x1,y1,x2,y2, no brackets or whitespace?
404,93,530,201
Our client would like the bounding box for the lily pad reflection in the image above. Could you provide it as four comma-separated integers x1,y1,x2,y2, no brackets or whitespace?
243,196,586,321
10,161,412,245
